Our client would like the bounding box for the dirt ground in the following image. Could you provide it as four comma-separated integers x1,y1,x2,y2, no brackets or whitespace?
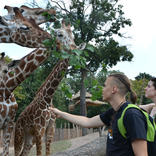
0,132,100,155
66,132,99,151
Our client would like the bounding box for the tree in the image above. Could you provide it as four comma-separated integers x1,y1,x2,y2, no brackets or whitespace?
46,0,134,135
135,72,153,80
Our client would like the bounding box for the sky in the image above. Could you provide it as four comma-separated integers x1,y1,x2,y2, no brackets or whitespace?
0,0,156,80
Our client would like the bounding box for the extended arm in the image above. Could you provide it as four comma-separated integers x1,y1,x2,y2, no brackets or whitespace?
132,139,148,156
51,108,105,128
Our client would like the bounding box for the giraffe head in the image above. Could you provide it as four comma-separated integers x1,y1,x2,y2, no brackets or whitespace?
0,52,19,80
6,7,52,48
3,5,56,25
0,5,55,45
55,20,86,51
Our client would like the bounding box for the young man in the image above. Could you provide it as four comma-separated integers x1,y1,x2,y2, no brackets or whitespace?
51,73,156,156
145,77,156,118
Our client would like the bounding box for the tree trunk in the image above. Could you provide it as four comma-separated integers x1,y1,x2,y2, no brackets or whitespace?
80,68,87,136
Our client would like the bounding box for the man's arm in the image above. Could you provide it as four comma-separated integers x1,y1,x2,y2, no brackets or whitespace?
51,108,105,128
132,139,148,156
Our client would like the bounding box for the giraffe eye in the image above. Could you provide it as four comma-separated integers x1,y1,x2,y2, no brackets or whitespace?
20,9,24,13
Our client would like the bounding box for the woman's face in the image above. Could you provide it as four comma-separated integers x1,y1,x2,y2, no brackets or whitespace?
102,77,114,102
145,81,156,99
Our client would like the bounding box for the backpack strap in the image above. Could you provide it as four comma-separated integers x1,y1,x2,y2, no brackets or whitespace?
118,104,156,142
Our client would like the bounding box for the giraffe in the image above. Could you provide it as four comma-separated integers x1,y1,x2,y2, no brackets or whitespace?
0,5,56,45
14,22,86,156
0,47,52,156
0,6,85,156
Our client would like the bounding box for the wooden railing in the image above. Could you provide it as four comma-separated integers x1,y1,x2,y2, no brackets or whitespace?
0,122,97,147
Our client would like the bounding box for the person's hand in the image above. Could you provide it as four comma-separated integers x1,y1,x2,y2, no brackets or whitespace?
139,103,155,114
49,107,62,118
150,106,156,118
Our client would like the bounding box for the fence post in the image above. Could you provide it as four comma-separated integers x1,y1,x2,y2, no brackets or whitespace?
67,122,70,139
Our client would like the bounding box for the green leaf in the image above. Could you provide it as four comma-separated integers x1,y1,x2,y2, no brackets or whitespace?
72,49,83,56
86,45,95,52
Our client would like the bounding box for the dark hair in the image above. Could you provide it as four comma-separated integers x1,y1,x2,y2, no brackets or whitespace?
109,73,137,104
150,77,156,89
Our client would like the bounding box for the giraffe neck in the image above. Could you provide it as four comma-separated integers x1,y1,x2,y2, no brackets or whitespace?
5,48,49,93
36,59,69,107
0,25,51,48
10,28,50,48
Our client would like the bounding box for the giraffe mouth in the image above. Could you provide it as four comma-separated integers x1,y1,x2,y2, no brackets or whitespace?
3,70,8,74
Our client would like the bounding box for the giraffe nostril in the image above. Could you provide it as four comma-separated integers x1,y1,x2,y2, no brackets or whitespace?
3,70,8,73
58,34,63,37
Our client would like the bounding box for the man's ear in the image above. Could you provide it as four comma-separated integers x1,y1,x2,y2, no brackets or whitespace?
112,86,118,94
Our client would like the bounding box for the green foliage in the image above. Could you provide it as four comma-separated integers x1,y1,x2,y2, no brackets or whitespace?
42,11,56,21
131,79,148,104
90,79,103,101
13,86,26,101
135,72,153,81
50,0,133,72
60,83,73,99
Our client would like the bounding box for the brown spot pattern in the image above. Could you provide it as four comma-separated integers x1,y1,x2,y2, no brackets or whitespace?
27,54,34,61
36,55,45,63
1,105,7,118
19,61,26,70
6,79,15,88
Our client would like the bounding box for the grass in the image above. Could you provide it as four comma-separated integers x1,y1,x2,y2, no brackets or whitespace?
8,140,71,156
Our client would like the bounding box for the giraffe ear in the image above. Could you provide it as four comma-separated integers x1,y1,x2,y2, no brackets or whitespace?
8,60,20,68
0,52,5,59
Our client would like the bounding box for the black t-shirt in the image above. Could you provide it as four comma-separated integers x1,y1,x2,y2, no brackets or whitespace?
100,102,156,156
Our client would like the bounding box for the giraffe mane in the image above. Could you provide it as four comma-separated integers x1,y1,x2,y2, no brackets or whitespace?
20,5,39,10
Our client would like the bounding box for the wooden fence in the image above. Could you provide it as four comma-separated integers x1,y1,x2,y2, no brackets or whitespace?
0,122,97,147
